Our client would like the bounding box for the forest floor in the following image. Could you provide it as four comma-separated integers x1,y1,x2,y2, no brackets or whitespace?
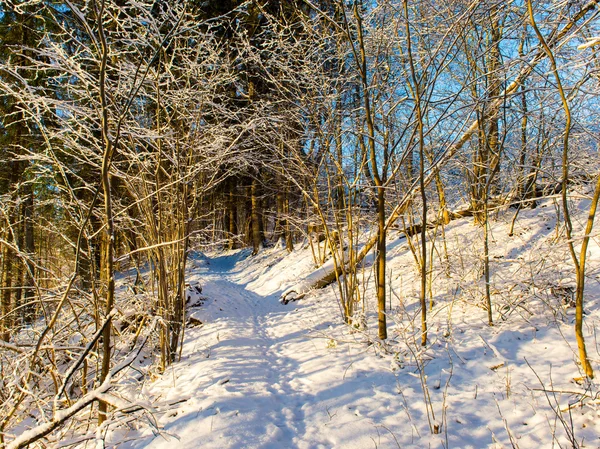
114,249,417,449
108,201,600,449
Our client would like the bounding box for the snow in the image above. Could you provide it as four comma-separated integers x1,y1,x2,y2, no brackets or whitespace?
97,200,600,449
578,37,600,49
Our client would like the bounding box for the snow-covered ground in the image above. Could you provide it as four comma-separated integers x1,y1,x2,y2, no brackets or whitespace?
105,200,600,449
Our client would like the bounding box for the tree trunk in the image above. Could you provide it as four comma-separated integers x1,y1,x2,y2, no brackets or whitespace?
97,3,115,424
275,185,285,245
353,4,387,339
227,186,238,250
1,244,13,342
22,186,35,322
251,179,264,255
375,188,387,340
284,193,294,252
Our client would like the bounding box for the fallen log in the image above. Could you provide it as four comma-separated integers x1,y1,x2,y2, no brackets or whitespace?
281,206,473,303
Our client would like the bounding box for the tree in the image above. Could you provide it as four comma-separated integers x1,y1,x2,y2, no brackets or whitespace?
527,0,595,379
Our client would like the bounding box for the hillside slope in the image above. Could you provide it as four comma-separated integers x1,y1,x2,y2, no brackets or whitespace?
108,202,600,449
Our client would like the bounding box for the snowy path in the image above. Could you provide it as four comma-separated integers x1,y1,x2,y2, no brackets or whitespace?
125,252,403,449
117,241,600,449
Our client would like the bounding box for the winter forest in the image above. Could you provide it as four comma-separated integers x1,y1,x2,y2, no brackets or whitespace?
2,0,600,447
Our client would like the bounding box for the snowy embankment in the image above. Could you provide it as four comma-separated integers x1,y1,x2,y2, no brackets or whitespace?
107,201,599,449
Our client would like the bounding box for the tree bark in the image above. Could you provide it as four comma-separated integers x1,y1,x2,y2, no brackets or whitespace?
96,0,116,424
375,188,387,340
1,244,13,342
251,178,264,255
